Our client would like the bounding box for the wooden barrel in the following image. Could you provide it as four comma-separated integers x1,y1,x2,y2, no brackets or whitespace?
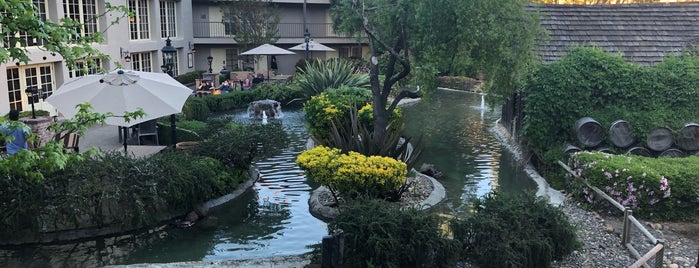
626,146,652,157
646,127,673,152
597,147,616,154
658,148,686,158
563,144,581,158
608,119,634,148
574,117,604,148
676,123,699,151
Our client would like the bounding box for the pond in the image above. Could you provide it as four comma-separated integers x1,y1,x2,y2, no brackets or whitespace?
0,89,535,267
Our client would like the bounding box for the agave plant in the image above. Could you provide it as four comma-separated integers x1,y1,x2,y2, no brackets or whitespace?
295,58,370,97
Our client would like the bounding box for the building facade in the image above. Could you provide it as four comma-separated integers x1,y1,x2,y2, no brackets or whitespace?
0,0,367,116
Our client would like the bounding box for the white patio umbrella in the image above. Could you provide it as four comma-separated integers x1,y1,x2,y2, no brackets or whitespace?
240,43,295,80
288,40,335,52
46,69,193,151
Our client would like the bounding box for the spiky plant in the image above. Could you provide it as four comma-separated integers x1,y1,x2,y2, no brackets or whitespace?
295,58,370,97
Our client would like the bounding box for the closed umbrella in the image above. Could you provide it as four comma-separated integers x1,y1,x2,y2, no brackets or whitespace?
47,69,193,151
240,44,295,80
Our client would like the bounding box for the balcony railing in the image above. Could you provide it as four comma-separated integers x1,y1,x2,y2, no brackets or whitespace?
193,22,358,39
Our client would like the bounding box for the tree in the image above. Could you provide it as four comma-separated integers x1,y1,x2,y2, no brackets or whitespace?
1,2,130,70
330,0,542,146
220,0,281,50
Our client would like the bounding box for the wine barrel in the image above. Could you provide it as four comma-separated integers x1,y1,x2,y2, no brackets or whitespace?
676,123,699,151
608,119,634,148
575,117,604,148
646,127,673,152
563,144,581,155
658,148,686,158
626,146,652,157
597,147,616,154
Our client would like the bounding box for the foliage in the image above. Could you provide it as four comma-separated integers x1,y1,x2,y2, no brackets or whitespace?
220,0,280,51
302,86,372,142
330,0,542,146
451,191,580,268
13,110,51,118
568,151,699,221
296,146,407,201
436,76,483,92
324,104,422,178
295,58,370,97
181,96,210,121
522,47,699,158
0,2,130,69
196,82,304,112
175,70,206,85
191,121,288,169
0,151,244,239
328,198,462,268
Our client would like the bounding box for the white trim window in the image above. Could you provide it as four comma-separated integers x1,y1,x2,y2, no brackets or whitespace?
129,0,150,40
68,58,102,78
171,50,179,77
63,0,98,38
159,1,177,38
4,0,48,47
6,64,55,112
130,52,153,72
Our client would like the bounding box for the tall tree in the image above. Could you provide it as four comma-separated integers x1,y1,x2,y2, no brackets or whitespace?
330,0,542,145
221,0,281,50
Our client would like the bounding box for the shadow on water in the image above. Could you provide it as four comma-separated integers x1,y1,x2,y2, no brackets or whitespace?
0,89,534,266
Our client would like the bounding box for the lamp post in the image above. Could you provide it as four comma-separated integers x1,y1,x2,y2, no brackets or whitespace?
207,55,213,73
24,86,40,119
160,37,178,148
303,0,310,59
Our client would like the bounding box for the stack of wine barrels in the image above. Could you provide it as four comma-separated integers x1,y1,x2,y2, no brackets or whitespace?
563,117,699,158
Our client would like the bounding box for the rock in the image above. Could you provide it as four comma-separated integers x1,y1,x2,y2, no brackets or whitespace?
649,222,662,230
185,211,199,222
197,216,219,231
195,205,209,217
605,225,614,234
667,263,678,268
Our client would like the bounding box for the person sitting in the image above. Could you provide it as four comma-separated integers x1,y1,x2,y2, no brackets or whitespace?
218,79,232,93
0,109,30,155
242,74,253,91
252,73,264,85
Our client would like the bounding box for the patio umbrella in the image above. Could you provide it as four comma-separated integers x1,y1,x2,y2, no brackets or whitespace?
46,69,193,151
240,43,295,80
288,40,335,52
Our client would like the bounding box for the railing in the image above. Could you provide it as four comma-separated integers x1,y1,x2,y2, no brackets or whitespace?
558,160,664,268
193,22,358,39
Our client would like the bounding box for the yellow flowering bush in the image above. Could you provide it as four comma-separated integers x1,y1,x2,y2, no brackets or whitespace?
296,146,407,200
302,86,372,141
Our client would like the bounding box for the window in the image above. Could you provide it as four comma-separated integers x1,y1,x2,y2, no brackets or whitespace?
129,0,150,40
6,64,55,112
68,59,102,78
339,46,363,59
63,0,98,38
170,51,180,77
130,52,152,72
160,1,177,38
4,0,47,47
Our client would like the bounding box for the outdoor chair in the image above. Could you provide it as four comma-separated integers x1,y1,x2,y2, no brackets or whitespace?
137,120,159,145
54,132,80,152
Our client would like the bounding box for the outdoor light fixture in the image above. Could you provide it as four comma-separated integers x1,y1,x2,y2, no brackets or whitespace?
303,0,310,59
160,37,178,147
120,47,131,62
206,55,213,73
24,86,40,119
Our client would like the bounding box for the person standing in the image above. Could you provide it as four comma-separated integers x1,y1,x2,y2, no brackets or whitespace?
0,109,30,155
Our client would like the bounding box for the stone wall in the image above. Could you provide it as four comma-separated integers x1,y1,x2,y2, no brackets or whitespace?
20,116,53,146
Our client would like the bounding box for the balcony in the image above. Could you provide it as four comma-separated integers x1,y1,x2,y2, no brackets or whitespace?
193,22,360,41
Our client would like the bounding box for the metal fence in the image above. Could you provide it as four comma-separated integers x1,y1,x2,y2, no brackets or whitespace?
558,160,665,268
193,22,356,39
500,93,524,137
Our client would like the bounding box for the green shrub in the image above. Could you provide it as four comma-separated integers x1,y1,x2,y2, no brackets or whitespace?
191,121,289,169
296,146,407,201
451,191,580,268
181,96,210,121
197,83,305,112
175,70,205,85
328,198,461,268
302,86,372,141
295,58,370,97
569,151,699,221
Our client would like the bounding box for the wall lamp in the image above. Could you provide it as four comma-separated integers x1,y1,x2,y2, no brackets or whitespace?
120,47,131,62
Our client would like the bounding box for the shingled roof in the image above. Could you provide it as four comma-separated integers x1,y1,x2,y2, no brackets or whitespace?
532,4,699,66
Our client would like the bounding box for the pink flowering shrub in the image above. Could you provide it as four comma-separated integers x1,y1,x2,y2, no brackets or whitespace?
568,151,699,221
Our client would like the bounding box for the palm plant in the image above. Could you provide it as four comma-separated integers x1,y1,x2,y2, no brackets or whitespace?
295,58,370,97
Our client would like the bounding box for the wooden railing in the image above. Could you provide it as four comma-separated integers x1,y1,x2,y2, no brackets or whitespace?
558,160,664,268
